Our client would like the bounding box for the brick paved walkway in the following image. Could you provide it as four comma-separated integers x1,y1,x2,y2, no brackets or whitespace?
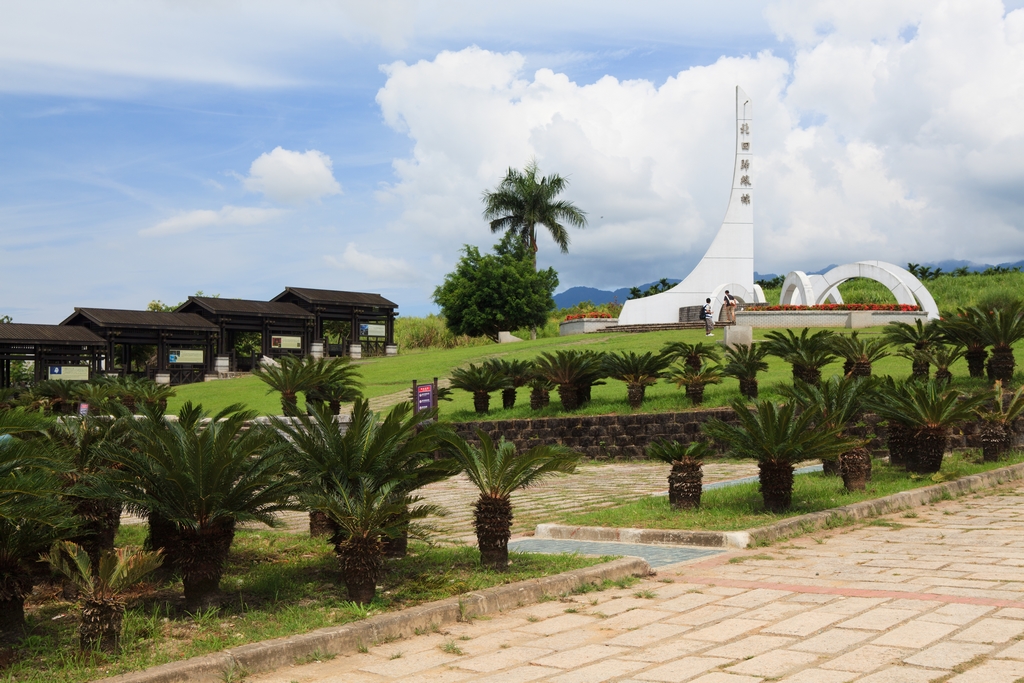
251,484,1024,683
274,460,760,541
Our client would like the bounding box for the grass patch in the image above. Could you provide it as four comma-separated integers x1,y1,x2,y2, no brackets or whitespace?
8,531,613,683
559,450,1024,532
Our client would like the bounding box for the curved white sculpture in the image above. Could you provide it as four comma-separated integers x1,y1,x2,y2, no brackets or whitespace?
618,86,763,325
779,261,939,320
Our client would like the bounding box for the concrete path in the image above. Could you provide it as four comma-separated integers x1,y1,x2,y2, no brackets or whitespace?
250,483,1024,683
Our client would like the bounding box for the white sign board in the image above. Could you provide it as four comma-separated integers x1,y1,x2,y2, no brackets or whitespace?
48,365,90,381
271,335,302,350
364,324,386,337
169,349,205,364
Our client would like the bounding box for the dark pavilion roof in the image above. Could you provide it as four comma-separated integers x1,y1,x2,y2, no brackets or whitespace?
60,308,218,331
177,297,312,318
273,287,397,308
0,323,106,345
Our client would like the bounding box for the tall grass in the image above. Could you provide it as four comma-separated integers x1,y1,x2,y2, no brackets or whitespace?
761,272,1024,312
394,315,492,350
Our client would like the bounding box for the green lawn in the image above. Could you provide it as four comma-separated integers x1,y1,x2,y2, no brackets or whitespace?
167,326,1022,420
12,528,613,683
558,450,1024,532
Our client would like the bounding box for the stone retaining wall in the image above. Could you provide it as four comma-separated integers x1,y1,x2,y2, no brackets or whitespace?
735,310,927,329
559,318,619,336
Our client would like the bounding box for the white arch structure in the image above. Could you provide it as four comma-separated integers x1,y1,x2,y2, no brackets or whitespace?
618,86,765,326
780,260,940,320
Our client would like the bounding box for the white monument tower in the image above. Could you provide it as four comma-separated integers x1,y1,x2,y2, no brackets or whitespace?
618,86,765,326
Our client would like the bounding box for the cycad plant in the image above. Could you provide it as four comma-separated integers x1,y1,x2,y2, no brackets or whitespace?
939,311,988,378
485,358,535,409
896,347,932,381
926,345,964,385
449,363,508,414
252,354,327,416
133,380,175,415
29,379,78,415
603,351,670,409
974,382,1024,462
528,376,553,410
305,357,364,415
113,403,297,611
870,380,988,474
781,376,877,490
533,350,597,411
646,440,712,509
441,431,578,569
44,541,163,653
661,341,722,373
721,343,770,399
0,409,76,637
884,319,940,379
666,364,723,406
704,400,848,512
72,382,117,415
830,332,890,378
970,301,1024,383
763,328,837,385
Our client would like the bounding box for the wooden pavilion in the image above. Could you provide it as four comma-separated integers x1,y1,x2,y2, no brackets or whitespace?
272,287,398,357
0,323,107,387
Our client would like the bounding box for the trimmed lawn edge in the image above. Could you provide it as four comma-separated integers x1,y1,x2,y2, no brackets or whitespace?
101,557,651,683
536,460,1024,549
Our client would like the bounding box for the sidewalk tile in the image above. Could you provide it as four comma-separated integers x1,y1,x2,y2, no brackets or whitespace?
634,656,734,682
516,613,597,635
656,592,723,612
717,588,793,608
607,623,692,647
547,658,648,683
705,635,795,659
687,674,763,683
836,608,919,631
472,666,562,683
454,646,553,673
820,645,911,672
521,628,606,652
872,620,958,648
917,603,994,625
947,658,1024,682
762,610,847,636
682,618,768,642
358,650,459,677
598,608,675,630
780,670,856,683
666,605,747,626
953,618,1024,643
854,667,948,682
724,649,818,677
789,628,874,654
620,639,714,663
904,642,994,669
532,644,628,669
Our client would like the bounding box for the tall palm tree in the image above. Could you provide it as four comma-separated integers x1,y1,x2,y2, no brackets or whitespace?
441,431,579,569
829,332,890,378
703,400,848,513
721,343,770,399
870,380,988,474
603,351,669,409
482,159,587,265
646,440,712,509
0,409,76,637
113,403,298,611
763,328,837,385
449,363,508,414
485,358,535,410
44,541,163,653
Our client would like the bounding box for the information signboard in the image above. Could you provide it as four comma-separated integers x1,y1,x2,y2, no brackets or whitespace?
271,336,302,349
48,365,90,381
414,382,435,413
364,323,386,337
169,349,204,364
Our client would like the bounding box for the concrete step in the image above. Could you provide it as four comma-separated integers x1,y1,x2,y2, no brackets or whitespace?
591,321,735,334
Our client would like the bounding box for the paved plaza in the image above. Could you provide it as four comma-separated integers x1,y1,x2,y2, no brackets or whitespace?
252,483,1024,683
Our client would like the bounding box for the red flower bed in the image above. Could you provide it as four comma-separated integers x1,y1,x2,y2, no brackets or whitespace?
757,303,920,312
564,312,614,320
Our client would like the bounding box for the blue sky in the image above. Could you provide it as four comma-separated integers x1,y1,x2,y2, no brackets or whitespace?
3,1,1024,323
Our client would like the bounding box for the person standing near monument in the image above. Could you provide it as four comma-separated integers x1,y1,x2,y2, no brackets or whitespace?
702,297,714,336
723,290,737,323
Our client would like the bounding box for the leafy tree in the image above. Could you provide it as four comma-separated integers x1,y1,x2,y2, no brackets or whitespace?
0,315,11,324
434,234,558,342
482,159,587,264
441,431,578,569
45,542,163,653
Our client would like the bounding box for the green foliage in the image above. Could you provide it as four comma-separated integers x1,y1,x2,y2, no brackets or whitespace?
661,341,722,371
45,542,162,601
395,315,491,350
721,343,770,381
871,379,988,431
252,355,333,416
441,430,579,500
482,158,587,257
602,351,670,387
645,440,713,465
433,234,559,342
628,278,676,300
780,376,877,433
969,300,1024,352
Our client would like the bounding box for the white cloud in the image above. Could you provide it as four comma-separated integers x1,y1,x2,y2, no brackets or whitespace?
140,206,283,237
324,243,417,283
244,147,342,205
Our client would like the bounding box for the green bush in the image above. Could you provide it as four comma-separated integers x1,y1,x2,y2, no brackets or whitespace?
394,315,492,351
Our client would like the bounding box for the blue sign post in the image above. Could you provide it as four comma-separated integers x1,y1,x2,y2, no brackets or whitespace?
412,378,437,413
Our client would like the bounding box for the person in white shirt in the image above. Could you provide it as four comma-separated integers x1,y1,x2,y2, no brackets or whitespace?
703,298,714,336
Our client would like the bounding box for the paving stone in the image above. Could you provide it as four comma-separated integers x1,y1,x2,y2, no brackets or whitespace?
724,649,818,677
687,674,763,683
819,645,912,673
871,619,958,648
358,650,460,677
657,592,721,612
953,617,1024,643
917,603,995,625
634,656,734,682
472,666,562,683
547,658,648,683
597,608,674,630
665,605,747,626
762,610,847,636
517,613,597,635
620,639,715,663
520,628,607,652
705,634,795,659
836,608,919,631
946,658,1024,682
780,670,857,683
717,588,793,608
789,628,875,654
854,667,948,682
597,597,666,615
903,641,994,669
682,618,769,642
993,639,1024,659
454,646,553,673
532,643,628,669
606,623,692,647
